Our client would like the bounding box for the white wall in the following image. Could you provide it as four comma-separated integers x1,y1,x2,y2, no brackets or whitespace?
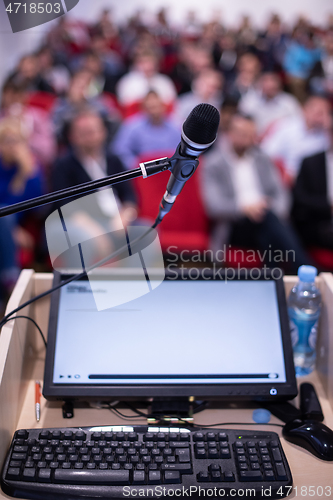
0,0,332,87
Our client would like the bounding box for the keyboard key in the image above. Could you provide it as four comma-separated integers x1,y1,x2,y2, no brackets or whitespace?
54,469,130,485
165,471,181,484
133,471,145,484
197,471,209,482
270,440,279,448
223,471,235,482
218,432,228,441
175,449,190,463
251,463,260,470
206,433,216,441
9,461,21,468
16,430,28,439
275,462,287,480
208,448,219,459
23,468,36,481
161,464,192,473
264,470,275,481
272,448,282,462
193,432,204,441
13,446,28,453
12,453,26,461
148,471,161,484
240,470,263,482
211,471,222,482
169,442,189,448
38,469,51,483
7,468,21,480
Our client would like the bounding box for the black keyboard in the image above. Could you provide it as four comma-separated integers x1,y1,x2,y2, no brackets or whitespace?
1,425,292,499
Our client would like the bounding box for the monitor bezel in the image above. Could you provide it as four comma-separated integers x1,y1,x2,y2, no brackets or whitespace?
43,268,297,402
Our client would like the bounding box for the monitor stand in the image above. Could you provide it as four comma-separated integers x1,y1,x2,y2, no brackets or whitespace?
147,398,195,425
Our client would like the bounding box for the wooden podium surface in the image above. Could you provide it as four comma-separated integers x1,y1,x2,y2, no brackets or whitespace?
0,271,333,498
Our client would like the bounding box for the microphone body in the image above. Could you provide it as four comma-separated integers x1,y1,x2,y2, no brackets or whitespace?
156,103,220,222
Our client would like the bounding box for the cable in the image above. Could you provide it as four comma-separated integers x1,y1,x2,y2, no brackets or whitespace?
0,219,160,331
109,407,147,420
189,422,285,429
1,315,47,348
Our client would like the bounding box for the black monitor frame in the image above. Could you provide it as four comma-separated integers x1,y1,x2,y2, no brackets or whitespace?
43,268,297,402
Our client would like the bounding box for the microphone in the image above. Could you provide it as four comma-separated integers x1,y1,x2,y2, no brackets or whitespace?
155,103,220,222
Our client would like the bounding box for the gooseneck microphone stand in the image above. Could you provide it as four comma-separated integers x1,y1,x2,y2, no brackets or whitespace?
0,157,172,219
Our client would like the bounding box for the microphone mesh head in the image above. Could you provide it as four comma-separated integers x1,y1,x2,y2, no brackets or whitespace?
182,103,220,145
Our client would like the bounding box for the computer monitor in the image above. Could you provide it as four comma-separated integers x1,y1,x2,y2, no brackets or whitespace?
43,269,297,402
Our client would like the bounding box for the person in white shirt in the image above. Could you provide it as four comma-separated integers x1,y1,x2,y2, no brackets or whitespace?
261,95,331,182
174,69,224,125
239,72,302,137
116,51,177,109
201,114,310,272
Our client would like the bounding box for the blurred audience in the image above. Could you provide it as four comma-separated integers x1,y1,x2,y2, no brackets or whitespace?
52,70,119,146
175,70,224,124
239,72,301,137
1,8,333,278
1,79,56,168
112,91,180,170
226,53,262,103
262,95,331,181
309,30,333,100
116,51,177,109
201,114,309,272
283,27,321,102
52,110,137,225
292,122,333,250
0,118,43,297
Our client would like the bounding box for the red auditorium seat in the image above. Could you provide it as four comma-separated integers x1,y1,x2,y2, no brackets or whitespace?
27,91,57,113
134,153,209,253
309,248,333,271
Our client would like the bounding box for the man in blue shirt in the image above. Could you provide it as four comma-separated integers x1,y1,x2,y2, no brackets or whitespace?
111,90,180,170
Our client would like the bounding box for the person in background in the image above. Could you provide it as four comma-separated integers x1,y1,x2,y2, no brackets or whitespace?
116,51,177,110
36,46,71,96
239,71,301,138
52,70,118,146
201,114,309,272
292,121,333,250
174,69,224,125
261,95,331,182
0,118,44,298
283,27,321,102
112,91,180,170
256,14,289,72
1,79,57,168
0,118,43,208
226,53,261,103
52,110,137,224
309,30,333,101
8,55,54,94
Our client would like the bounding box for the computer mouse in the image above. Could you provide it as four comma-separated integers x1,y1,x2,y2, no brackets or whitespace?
283,419,333,461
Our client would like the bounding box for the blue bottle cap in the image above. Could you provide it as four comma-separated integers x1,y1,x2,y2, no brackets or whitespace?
252,408,271,424
298,265,318,283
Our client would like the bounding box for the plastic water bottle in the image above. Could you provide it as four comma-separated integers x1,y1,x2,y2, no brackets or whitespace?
288,266,321,376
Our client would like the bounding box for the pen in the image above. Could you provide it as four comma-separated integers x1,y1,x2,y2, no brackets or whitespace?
35,381,41,422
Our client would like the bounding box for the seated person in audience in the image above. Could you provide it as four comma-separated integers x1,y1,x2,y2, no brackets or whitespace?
112,91,180,170
116,51,177,111
8,54,54,94
52,109,137,226
225,53,261,103
52,70,118,145
1,78,56,168
175,69,224,125
0,118,43,208
36,46,71,96
239,72,302,138
309,30,333,101
261,95,331,182
292,121,333,250
0,118,43,292
201,114,309,272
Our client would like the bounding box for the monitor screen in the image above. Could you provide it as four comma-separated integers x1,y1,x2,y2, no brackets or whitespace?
43,270,297,401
